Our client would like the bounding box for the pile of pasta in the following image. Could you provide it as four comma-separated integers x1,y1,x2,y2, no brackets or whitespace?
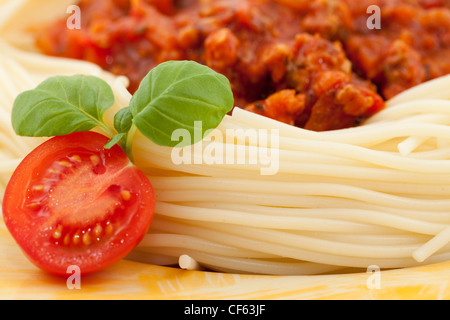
2,21,450,274
130,82,450,275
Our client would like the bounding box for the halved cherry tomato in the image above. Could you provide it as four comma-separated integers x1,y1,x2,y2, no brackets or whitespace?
2,131,155,276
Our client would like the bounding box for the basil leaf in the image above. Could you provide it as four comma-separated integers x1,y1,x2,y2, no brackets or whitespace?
12,75,115,137
129,60,234,147
114,107,133,134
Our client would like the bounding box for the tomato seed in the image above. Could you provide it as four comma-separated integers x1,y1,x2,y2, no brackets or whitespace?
82,232,91,246
121,190,131,201
52,225,63,239
63,234,70,246
105,221,113,235
94,224,103,237
72,231,81,245
27,203,41,210
32,185,44,191
90,155,100,166
48,169,62,175
58,160,72,168
69,154,81,162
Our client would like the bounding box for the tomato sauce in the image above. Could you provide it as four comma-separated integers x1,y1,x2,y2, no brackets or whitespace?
344,0,450,100
36,0,450,131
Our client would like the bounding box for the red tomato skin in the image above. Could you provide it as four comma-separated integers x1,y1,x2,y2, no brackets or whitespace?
2,131,155,276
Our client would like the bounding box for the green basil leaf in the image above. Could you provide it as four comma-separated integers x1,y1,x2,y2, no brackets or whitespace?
129,60,234,147
114,107,133,134
12,75,115,137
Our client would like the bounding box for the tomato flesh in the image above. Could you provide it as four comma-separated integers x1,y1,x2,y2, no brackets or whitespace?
2,131,155,276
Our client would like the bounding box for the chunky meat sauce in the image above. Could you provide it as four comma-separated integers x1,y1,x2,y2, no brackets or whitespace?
36,0,450,131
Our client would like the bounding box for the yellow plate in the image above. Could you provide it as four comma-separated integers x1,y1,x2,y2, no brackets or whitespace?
1,0,449,301
1,220,449,300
